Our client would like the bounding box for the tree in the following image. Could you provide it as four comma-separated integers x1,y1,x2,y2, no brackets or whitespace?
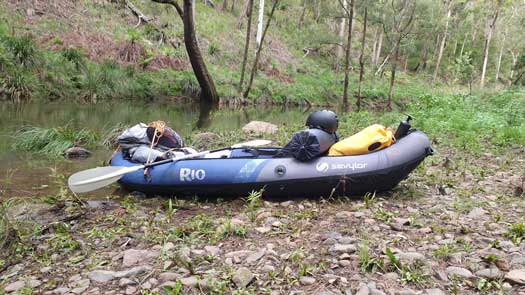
356,6,367,111
340,0,355,111
242,0,280,98
335,0,347,72
151,0,219,104
384,0,416,110
432,0,452,84
480,1,501,87
238,0,254,92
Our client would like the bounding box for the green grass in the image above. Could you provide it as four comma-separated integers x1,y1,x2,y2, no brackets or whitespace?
12,125,100,158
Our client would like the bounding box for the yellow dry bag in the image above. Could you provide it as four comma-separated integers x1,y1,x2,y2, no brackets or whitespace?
328,124,395,156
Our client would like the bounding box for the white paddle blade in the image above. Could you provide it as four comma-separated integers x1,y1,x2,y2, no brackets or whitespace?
232,139,272,148
68,165,143,193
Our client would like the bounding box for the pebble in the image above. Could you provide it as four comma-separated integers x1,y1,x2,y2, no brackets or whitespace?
4,280,25,293
335,211,352,220
425,289,445,295
125,286,137,294
355,283,370,295
232,267,254,288
338,236,356,244
51,287,70,294
122,249,159,267
329,244,357,254
505,269,525,285
87,265,152,283
119,278,135,286
395,290,417,295
71,279,90,294
159,272,180,282
383,272,399,280
467,207,487,219
246,250,265,265
395,252,425,265
446,266,474,279
475,268,503,279
300,276,316,285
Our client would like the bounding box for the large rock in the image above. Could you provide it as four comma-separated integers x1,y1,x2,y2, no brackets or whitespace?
232,267,254,288
4,280,25,293
242,121,278,135
122,249,159,267
505,269,525,285
64,146,92,158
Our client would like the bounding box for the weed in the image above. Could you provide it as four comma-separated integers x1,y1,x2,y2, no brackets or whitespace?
358,241,383,272
164,280,183,295
504,222,525,245
433,243,457,261
476,278,502,293
165,199,177,221
374,207,395,224
363,191,377,208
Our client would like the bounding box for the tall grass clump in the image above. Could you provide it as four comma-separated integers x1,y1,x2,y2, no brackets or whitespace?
12,126,100,158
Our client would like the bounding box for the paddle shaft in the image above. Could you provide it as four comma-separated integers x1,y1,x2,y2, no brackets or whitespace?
143,146,231,169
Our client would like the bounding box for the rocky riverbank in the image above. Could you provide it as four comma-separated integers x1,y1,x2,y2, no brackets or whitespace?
1,150,524,295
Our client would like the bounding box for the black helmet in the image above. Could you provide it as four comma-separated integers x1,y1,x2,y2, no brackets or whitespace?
306,110,339,134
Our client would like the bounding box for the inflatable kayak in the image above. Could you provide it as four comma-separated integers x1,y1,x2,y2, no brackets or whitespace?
110,130,432,198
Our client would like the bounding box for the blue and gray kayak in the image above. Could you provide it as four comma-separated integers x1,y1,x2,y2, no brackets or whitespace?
110,130,432,198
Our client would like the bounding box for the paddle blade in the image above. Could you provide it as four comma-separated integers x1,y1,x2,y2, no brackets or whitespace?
68,165,142,193
232,139,272,148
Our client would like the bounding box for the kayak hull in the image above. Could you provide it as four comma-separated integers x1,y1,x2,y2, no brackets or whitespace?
111,131,432,198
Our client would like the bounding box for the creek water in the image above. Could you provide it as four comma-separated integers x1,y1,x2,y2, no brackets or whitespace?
0,101,308,199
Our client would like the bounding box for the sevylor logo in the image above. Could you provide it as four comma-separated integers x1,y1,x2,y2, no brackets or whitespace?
316,162,368,173
180,168,206,181
316,162,330,173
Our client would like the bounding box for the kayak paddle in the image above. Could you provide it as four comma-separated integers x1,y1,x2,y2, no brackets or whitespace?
68,139,272,193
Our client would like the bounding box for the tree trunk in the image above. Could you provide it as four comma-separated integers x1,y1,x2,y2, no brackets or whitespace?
256,0,265,47
495,29,506,83
480,10,499,87
151,0,218,104
237,0,250,28
342,0,355,111
230,0,236,12
335,0,347,71
459,31,467,57
243,0,279,98
221,0,228,10
238,0,253,92
371,27,378,65
356,7,367,111
431,33,441,67
388,37,401,110
509,51,518,84
298,0,306,28
432,2,451,84
375,29,383,67
182,0,219,103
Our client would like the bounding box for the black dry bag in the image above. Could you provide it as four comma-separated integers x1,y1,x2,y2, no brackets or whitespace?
278,128,337,161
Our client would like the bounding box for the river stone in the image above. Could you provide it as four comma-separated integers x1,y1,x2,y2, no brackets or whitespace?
355,283,370,295
329,244,357,254
204,245,220,256
64,146,92,158
159,272,180,282
446,266,474,279
122,249,159,267
51,287,70,294
71,279,90,294
180,276,207,287
4,280,25,292
88,266,151,283
242,121,278,134
425,289,445,295
246,250,265,265
232,267,254,288
300,276,316,285
467,207,487,219
505,269,525,285
475,268,503,279
395,252,425,265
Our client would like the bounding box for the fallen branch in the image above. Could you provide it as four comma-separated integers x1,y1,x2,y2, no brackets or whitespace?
126,0,153,27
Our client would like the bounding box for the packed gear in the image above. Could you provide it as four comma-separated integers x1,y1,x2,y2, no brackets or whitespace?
328,124,395,156
276,128,338,161
276,110,340,161
117,122,190,163
306,110,339,134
